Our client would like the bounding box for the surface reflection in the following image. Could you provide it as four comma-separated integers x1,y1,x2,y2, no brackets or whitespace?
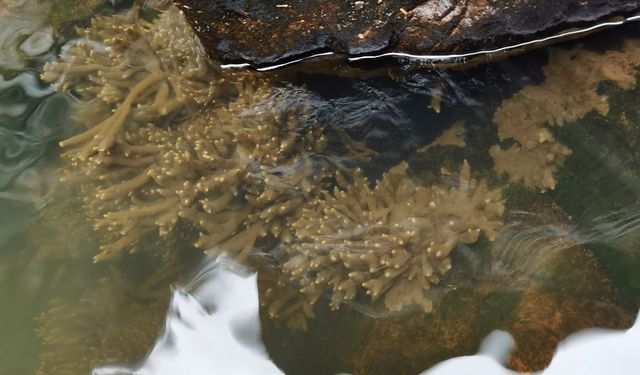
93,256,640,375
95,259,283,375
424,311,640,375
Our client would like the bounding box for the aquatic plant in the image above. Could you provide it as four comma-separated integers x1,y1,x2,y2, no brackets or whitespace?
63,84,328,262
35,264,178,375
260,267,317,331
490,39,640,191
41,5,223,161
41,5,331,261
25,185,96,260
277,161,504,318
418,120,466,153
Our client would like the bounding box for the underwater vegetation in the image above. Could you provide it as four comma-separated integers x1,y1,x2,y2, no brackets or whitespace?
35,261,179,375
42,4,221,113
490,39,640,191
417,121,466,153
274,161,503,319
261,197,638,374
41,5,331,262
26,182,196,375
27,1,640,373
38,1,507,337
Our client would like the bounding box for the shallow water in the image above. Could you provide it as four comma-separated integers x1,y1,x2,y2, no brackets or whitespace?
1,1,640,375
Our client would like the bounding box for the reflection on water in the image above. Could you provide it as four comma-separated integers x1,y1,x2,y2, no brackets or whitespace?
89,256,640,375
494,203,640,281
95,259,283,375
423,312,640,375
1,1,640,375
0,73,73,247
0,0,51,71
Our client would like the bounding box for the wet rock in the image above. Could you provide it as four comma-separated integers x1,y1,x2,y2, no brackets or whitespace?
173,0,640,66
259,238,636,374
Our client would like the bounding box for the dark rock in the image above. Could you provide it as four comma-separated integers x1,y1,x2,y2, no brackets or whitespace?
173,0,640,67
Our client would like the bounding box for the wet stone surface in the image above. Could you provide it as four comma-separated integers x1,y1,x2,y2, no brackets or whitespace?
173,0,640,66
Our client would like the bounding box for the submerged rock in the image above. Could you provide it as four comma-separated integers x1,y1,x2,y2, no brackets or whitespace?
173,0,640,66
260,233,636,374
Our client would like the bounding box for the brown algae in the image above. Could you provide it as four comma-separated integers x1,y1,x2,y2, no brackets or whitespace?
23,2,640,374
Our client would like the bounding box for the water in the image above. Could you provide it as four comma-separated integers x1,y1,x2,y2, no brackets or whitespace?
1,1,640,374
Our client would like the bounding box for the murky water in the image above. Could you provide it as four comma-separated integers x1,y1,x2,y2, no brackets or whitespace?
1,1,640,375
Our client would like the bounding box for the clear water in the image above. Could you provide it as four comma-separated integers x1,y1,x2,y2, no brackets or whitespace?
1,1,640,375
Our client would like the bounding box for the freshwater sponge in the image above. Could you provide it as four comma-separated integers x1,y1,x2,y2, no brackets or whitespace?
280,161,504,315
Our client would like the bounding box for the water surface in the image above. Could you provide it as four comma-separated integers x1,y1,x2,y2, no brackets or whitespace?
1,2,640,375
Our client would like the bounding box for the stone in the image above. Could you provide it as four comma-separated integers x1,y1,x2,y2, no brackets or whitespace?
173,0,640,66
